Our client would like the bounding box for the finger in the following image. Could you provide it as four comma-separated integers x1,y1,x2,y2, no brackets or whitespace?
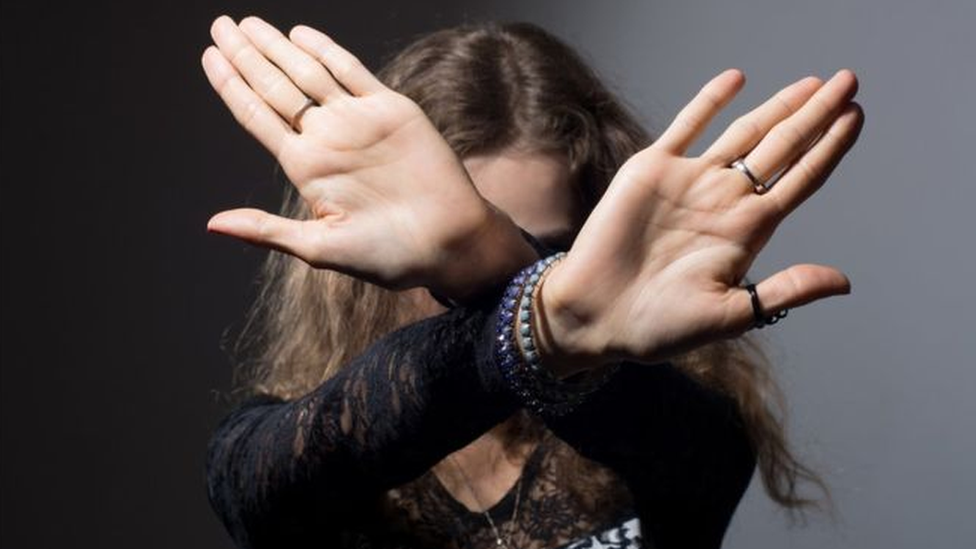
238,16,344,103
732,263,851,332
765,102,864,215
211,16,309,124
289,25,386,96
653,69,745,155
201,45,289,156
736,69,859,189
703,76,823,166
207,208,321,261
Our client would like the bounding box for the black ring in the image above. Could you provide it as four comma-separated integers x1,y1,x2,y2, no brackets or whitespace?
745,283,788,329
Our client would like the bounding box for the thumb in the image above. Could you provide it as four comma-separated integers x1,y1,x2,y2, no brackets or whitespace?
207,208,317,261
734,263,851,330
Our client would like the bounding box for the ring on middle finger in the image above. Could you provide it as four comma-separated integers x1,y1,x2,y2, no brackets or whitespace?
730,159,773,195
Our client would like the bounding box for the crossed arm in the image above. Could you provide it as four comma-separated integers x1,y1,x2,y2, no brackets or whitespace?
202,15,862,373
201,16,861,547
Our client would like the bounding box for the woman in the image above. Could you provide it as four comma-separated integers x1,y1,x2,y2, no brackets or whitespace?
201,15,862,549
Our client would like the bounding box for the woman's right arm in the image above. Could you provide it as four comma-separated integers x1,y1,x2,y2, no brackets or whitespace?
201,16,537,303
205,305,520,548
201,19,538,547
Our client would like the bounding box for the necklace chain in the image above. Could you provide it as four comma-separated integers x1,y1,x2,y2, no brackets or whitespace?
448,454,523,549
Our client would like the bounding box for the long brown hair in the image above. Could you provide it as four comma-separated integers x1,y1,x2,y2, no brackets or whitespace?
231,21,831,519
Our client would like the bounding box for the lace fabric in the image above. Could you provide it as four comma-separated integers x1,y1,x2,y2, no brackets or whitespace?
205,305,756,549
381,427,638,549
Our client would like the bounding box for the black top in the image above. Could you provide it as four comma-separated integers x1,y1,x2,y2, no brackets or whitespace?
205,303,756,549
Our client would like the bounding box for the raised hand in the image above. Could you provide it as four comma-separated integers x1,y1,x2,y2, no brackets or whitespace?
201,16,534,299
539,69,863,375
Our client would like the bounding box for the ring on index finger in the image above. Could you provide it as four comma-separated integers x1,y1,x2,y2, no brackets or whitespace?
730,159,774,195
290,96,317,132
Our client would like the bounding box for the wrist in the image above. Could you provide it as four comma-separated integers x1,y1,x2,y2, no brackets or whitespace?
494,255,619,417
534,262,611,378
432,204,538,304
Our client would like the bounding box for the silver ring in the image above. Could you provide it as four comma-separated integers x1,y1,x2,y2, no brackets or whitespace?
290,96,317,132
731,159,772,195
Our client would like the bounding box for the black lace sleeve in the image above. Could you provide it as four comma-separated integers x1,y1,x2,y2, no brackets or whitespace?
205,305,521,549
547,364,757,549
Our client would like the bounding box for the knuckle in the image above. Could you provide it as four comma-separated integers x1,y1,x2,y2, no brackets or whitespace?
700,150,731,166
348,58,366,78
771,91,797,117
322,44,359,81
330,58,354,81
268,34,291,55
765,190,790,221
772,122,807,150
318,42,339,64
698,84,724,110
784,265,807,296
809,91,834,118
677,109,706,134
229,44,256,67
732,115,763,144
256,215,275,241
262,73,290,97
238,99,262,133
292,62,322,88
794,157,820,182
213,72,233,96
835,104,865,135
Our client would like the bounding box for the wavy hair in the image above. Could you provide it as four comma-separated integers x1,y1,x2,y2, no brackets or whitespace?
231,21,832,519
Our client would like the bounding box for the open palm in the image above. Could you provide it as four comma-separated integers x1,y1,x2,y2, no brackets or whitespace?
542,69,863,369
201,16,528,296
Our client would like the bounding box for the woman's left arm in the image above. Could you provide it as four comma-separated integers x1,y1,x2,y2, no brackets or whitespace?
534,68,863,376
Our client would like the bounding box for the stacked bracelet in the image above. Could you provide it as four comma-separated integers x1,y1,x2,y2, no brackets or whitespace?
494,253,619,417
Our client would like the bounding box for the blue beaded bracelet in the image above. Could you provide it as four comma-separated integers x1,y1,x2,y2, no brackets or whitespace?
494,254,619,416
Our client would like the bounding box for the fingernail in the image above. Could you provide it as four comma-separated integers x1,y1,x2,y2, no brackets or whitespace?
211,15,234,40
239,15,266,32
201,47,231,77
291,25,313,40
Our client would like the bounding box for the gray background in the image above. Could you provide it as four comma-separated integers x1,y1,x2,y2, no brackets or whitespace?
459,1,976,547
1,0,972,548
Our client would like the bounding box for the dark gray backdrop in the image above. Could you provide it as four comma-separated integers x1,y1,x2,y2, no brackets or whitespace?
2,1,972,548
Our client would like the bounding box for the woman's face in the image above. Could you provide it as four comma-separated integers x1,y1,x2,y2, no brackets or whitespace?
406,150,583,318
463,151,582,251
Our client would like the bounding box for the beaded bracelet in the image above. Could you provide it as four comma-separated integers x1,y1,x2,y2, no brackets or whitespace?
494,254,619,416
